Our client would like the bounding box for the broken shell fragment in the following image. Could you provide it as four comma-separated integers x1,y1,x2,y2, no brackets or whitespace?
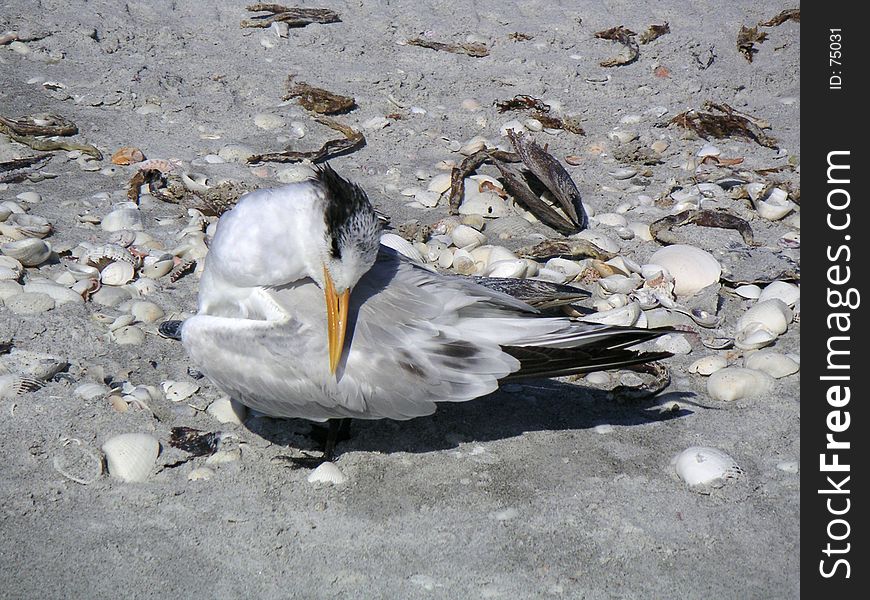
688,355,728,376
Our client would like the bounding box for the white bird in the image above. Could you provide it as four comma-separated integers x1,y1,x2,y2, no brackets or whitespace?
180,165,670,459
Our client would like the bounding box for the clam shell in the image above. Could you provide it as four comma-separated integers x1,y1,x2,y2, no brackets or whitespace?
427,173,453,193
161,380,199,402
2,213,52,239
757,281,800,307
485,259,527,278
707,367,774,401
580,302,641,326
743,350,800,378
0,256,23,280
206,397,248,425
648,245,721,297
572,230,620,254
452,248,477,275
735,284,762,299
737,299,792,335
688,355,728,376
101,207,144,232
100,261,136,286
673,446,742,487
102,433,160,483
1,238,52,267
141,255,175,279
450,224,486,249
598,274,642,294
734,323,777,350
307,461,347,485
485,246,517,267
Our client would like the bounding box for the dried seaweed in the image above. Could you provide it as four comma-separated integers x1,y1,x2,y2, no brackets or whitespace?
248,115,364,164
507,130,588,230
737,25,768,62
169,427,221,457
761,8,800,27
447,148,521,214
594,26,639,67
516,239,614,261
241,4,340,28
649,209,754,246
495,95,551,113
669,101,778,149
639,23,670,44
0,114,102,159
508,32,534,42
406,38,490,58
533,113,585,134
284,79,356,114
0,154,52,183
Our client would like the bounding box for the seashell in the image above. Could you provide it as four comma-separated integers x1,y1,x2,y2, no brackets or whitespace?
608,168,637,180
460,214,485,231
2,213,52,239
181,171,211,192
499,120,525,136
1,238,52,267
697,144,720,157
734,284,762,299
141,255,174,279
307,461,347,485
111,146,145,165
16,191,42,204
571,230,620,254
427,173,453,194
756,197,797,221
521,259,539,278
86,244,136,269
737,299,792,335
485,259,527,279
0,375,43,400
598,274,642,294
580,302,641,326
485,246,517,267
585,372,611,386
380,233,424,263
757,281,800,307
595,213,628,228
648,245,721,297
206,397,248,425
627,221,653,241
544,257,582,281
654,333,692,355
102,433,160,483
459,194,508,218
743,350,800,378
673,447,742,487
450,224,486,249
23,280,84,305
459,137,488,156
452,248,477,275
734,323,777,350
100,261,136,286
436,248,454,269
688,355,728,376
523,118,543,132
414,190,440,208
534,268,568,284
608,130,637,144
161,380,200,403
108,230,137,248
0,256,23,280
188,467,215,481
53,439,103,485
101,207,143,232
707,367,774,401
425,241,449,263
129,300,165,323
112,325,145,346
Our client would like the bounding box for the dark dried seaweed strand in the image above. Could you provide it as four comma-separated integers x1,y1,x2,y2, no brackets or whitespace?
594,26,639,67
169,427,221,457
0,114,78,137
247,115,364,164
284,80,356,115
446,148,523,213
649,209,755,246
639,23,670,44
760,8,800,27
241,4,340,28
737,25,767,62
506,130,588,229
0,154,52,183
534,112,585,135
491,162,578,234
516,239,614,261
668,104,778,149
406,38,489,58
495,95,551,113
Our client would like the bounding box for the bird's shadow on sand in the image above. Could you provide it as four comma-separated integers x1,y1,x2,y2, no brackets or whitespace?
245,379,696,456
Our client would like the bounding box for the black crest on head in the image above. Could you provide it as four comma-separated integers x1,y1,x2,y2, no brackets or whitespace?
315,163,378,259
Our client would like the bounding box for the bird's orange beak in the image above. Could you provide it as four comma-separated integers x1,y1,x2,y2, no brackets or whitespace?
323,266,350,374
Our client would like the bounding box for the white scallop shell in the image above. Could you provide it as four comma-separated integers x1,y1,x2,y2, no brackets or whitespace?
707,367,774,401
100,261,136,286
1,238,52,266
86,244,136,269
580,302,641,326
307,461,347,485
673,446,742,487
757,281,800,307
737,299,792,335
648,245,721,297
450,224,486,249
161,380,200,403
688,355,728,376
101,207,143,232
743,350,800,378
102,433,160,483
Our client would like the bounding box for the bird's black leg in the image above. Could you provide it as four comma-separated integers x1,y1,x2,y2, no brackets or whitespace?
282,418,353,469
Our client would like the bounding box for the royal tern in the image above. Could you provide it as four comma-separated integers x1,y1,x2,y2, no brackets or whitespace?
180,164,671,459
